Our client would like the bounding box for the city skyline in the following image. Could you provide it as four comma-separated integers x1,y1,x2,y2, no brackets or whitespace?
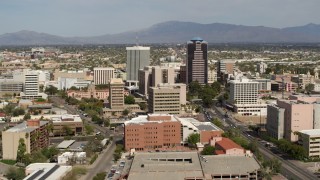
1,0,320,36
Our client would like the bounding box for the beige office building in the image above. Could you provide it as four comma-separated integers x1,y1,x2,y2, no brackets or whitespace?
299,129,320,158
148,83,186,114
109,78,125,109
2,120,49,160
138,66,175,98
93,67,114,85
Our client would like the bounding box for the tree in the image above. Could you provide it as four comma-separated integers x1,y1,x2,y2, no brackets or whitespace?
104,118,110,127
85,124,94,135
62,125,73,136
211,81,221,93
35,98,46,102
16,138,27,163
188,81,202,96
124,95,135,104
305,83,315,93
45,85,58,95
12,108,25,117
92,115,103,125
212,118,223,128
23,113,31,120
187,133,200,147
138,103,147,110
93,172,106,180
5,167,26,180
122,109,129,116
69,86,79,91
201,145,215,155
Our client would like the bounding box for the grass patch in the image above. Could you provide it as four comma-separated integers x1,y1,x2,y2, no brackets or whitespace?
90,154,98,164
0,159,16,165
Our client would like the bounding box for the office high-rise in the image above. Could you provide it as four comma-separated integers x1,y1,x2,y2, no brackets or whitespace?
126,46,150,85
93,67,114,85
186,37,208,85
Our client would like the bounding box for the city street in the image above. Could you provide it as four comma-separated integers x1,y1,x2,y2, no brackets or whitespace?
209,105,318,180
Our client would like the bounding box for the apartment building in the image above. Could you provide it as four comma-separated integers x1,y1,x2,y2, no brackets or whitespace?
53,69,90,81
109,78,125,109
298,129,320,158
217,59,235,82
186,37,208,85
2,120,50,160
124,114,182,151
93,67,114,85
126,46,150,86
138,66,175,98
148,83,186,114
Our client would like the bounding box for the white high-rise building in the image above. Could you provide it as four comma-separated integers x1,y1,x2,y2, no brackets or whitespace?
257,62,268,74
93,67,114,85
24,71,39,96
230,78,259,104
229,78,266,116
126,46,150,86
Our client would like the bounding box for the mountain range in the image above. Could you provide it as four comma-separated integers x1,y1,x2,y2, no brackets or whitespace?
1,21,320,45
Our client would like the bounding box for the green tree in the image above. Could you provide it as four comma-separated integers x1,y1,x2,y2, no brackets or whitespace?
187,133,200,147
69,86,79,90
188,81,202,96
201,145,215,155
124,95,135,104
104,118,110,127
45,85,58,95
211,81,221,93
92,115,103,125
93,172,106,180
16,138,27,163
212,118,223,128
305,83,315,93
122,109,129,116
138,103,147,110
23,113,31,120
85,124,94,135
12,108,25,117
62,125,73,136
5,167,26,180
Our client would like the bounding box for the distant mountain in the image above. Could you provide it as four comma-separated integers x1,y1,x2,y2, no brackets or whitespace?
1,21,320,45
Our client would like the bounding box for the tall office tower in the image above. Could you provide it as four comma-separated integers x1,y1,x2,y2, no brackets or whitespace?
24,71,39,96
93,67,114,85
186,37,208,85
138,66,175,97
126,46,150,86
109,78,124,109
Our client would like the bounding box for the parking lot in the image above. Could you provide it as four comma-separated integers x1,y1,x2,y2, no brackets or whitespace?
106,155,132,180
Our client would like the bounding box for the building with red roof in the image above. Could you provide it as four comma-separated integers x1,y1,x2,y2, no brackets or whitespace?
214,137,245,156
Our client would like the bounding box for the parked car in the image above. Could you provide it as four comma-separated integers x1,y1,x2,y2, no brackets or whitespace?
119,161,125,168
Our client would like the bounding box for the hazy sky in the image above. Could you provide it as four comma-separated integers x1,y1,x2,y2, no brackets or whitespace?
1,0,319,36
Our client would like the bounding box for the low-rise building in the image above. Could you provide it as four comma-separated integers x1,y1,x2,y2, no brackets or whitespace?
213,137,245,156
2,120,49,160
124,114,182,151
58,152,86,165
298,129,320,158
24,163,72,180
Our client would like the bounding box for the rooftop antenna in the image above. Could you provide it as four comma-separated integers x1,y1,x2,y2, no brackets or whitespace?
135,33,139,46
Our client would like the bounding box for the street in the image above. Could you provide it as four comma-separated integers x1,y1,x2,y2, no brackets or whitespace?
209,105,318,180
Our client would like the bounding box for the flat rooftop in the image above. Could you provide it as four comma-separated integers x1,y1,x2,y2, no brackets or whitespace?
124,114,177,125
178,117,221,131
201,155,260,176
24,163,72,180
300,129,320,136
128,152,204,180
6,121,48,133
57,140,75,149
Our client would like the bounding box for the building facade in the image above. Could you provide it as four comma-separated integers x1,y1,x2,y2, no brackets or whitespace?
2,120,49,160
124,114,182,151
148,83,186,114
298,129,320,158
109,78,125,109
138,66,175,98
126,46,150,85
186,37,208,85
266,104,285,140
93,67,114,85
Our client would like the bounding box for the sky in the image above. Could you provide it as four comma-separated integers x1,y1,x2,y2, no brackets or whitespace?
0,0,320,37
